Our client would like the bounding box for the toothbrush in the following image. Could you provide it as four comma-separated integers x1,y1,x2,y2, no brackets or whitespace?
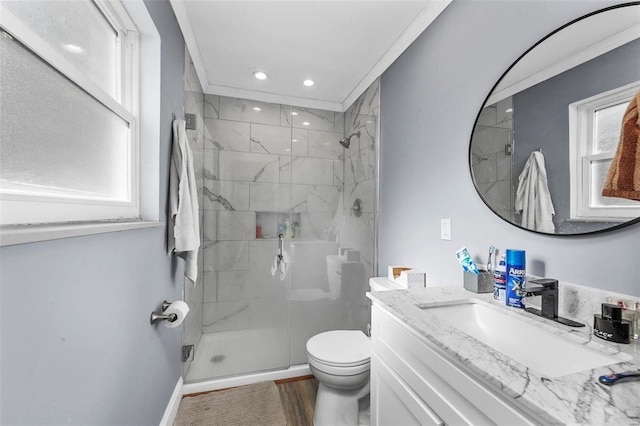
599,370,640,385
487,246,495,272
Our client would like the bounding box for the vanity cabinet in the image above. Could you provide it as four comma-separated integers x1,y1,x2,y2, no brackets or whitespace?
370,304,540,426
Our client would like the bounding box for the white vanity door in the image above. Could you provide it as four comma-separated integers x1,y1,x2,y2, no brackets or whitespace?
371,303,539,426
371,354,444,426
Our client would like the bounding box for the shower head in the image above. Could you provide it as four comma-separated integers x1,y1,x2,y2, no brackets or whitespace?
338,131,361,149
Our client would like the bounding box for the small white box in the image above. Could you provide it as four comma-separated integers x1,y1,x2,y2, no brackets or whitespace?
387,266,426,289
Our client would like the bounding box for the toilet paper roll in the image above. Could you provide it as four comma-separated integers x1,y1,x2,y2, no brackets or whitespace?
164,300,190,328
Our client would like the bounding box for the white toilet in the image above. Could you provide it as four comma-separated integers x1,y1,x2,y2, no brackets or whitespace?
306,330,370,426
306,275,398,426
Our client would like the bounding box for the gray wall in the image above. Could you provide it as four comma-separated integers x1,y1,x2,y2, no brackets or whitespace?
514,39,640,233
0,1,185,424
379,0,640,297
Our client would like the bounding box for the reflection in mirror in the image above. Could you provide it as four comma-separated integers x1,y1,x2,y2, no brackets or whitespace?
470,3,640,235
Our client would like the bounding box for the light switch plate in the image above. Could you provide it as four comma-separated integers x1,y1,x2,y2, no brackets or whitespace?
441,218,451,240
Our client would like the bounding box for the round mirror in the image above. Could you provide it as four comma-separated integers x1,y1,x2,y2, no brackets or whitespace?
470,3,640,235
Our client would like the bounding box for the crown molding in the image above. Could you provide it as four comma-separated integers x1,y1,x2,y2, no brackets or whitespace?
341,0,452,111
487,23,640,106
206,85,344,112
169,0,210,91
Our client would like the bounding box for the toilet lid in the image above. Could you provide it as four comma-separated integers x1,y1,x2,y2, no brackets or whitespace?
306,330,370,366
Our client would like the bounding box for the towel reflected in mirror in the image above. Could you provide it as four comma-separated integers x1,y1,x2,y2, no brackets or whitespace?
515,150,556,233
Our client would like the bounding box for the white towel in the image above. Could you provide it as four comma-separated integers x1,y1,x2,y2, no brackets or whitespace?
168,119,200,283
279,249,289,281
270,249,290,281
270,254,278,277
515,151,556,233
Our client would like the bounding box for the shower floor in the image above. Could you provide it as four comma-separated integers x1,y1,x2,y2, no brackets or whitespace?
185,327,290,383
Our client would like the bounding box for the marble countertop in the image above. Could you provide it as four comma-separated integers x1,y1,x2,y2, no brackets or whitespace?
367,286,640,425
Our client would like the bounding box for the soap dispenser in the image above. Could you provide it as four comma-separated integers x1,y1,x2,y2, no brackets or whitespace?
594,303,631,344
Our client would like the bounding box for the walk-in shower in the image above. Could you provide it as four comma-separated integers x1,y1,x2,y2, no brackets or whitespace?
182,51,379,387
339,131,360,148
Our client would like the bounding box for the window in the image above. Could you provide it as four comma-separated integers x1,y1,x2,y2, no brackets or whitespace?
568,81,640,221
0,0,140,226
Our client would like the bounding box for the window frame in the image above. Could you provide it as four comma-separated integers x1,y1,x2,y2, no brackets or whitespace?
0,0,140,226
0,0,162,246
568,81,640,221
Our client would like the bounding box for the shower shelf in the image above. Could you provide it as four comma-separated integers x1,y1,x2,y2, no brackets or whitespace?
255,212,300,240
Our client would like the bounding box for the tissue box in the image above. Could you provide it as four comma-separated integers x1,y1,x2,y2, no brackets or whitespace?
388,266,426,289
388,266,411,281
463,270,493,293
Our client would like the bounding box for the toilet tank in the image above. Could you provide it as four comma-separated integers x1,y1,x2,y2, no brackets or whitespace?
326,249,366,300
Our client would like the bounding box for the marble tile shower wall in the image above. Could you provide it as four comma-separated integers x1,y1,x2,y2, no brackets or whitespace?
200,95,345,334
471,97,514,221
340,79,379,274
183,48,206,372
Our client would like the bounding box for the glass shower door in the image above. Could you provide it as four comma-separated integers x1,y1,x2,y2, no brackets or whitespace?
185,96,293,382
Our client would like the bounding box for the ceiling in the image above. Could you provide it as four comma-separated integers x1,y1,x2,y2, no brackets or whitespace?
170,1,450,112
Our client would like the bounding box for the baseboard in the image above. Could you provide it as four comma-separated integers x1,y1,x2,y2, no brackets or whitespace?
159,376,183,426
182,364,311,395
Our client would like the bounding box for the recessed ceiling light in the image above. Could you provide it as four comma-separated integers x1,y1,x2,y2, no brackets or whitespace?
63,43,84,54
291,111,298,116
303,79,314,87
285,148,291,152
253,71,268,80
302,121,310,126
253,107,262,112
505,108,513,113
292,139,298,142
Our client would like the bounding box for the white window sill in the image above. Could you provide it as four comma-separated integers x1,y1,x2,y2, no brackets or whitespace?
0,220,163,246
565,217,631,223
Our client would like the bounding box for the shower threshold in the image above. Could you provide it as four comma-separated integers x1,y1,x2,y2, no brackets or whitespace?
184,327,310,392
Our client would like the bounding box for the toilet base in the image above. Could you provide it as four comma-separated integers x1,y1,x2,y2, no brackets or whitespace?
313,380,370,426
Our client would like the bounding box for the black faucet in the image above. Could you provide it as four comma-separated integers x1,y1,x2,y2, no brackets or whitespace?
517,278,584,327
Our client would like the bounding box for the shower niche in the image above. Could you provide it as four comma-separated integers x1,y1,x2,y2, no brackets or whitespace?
255,212,301,240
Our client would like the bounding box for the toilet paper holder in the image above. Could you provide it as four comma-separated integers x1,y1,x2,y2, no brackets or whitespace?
150,300,178,325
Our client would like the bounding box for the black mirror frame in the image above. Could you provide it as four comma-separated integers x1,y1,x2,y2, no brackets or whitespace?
469,2,640,236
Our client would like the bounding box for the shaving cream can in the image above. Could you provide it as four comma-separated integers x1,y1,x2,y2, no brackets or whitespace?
506,249,526,308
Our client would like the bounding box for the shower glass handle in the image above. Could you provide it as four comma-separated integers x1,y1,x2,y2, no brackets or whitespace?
277,233,284,264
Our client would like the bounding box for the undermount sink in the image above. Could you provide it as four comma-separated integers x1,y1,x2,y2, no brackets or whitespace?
420,300,631,378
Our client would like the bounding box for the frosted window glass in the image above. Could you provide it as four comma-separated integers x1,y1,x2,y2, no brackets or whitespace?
0,34,130,201
591,159,638,207
594,102,627,154
3,0,118,97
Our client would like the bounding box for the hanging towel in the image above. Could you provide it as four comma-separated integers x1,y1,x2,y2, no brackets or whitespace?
515,151,556,233
270,249,290,281
270,254,278,277
278,249,290,281
168,119,200,283
602,90,640,201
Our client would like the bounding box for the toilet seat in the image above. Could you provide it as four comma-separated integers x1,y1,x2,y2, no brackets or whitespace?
307,352,369,368
308,355,370,377
306,330,370,367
